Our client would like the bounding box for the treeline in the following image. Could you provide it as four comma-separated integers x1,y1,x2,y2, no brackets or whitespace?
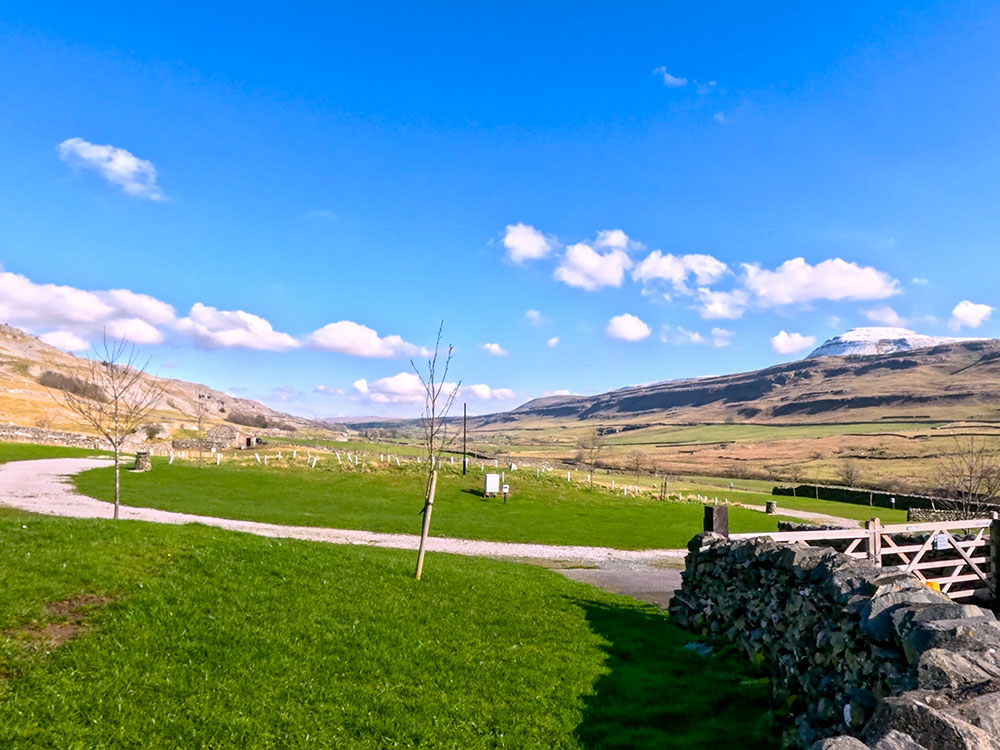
225,410,297,432
37,371,105,402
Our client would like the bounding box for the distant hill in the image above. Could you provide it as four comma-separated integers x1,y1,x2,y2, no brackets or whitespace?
807,326,981,358
0,323,346,440
473,335,1000,427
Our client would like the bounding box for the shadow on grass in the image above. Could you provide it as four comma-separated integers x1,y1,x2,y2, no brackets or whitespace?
573,599,777,749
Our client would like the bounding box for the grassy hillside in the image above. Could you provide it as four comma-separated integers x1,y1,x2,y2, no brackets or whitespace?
0,509,774,748
0,443,108,464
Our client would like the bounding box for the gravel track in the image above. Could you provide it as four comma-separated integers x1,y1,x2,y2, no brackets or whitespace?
0,458,685,604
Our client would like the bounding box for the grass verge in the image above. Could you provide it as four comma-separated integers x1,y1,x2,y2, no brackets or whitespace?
0,509,775,748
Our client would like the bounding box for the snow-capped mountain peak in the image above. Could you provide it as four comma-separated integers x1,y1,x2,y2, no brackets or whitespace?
806,327,982,358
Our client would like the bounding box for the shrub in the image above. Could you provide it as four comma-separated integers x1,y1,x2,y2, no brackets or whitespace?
38,371,105,402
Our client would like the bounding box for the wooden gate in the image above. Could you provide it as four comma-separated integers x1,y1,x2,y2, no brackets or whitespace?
730,517,997,601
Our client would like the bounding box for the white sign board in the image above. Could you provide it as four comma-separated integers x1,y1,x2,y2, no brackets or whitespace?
502,484,509,494
484,473,500,495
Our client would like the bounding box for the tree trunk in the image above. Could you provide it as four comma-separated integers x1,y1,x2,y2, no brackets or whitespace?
414,470,438,580
113,449,120,520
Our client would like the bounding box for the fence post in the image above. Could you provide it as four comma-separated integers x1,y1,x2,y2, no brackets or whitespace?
704,506,729,537
991,512,1000,601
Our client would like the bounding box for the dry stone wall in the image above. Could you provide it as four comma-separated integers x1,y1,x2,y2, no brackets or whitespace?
670,533,1000,749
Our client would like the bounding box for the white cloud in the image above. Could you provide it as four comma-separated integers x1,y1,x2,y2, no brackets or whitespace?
653,67,687,87
106,317,165,345
547,336,559,347
39,331,90,352
525,309,542,325
594,229,643,253
177,303,299,351
912,277,930,286
606,313,651,341
352,373,427,404
696,288,749,319
863,305,907,327
307,320,427,358
555,243,632,291
0,270,178,346
57,137,164,200
711,327,733,348
315,385,345,396
660,326,704,345
742,257,900,307
464,384,516,401
481,342,509,356
949,300,993,331
713,112,726,124
352,372,516,406
503,223,554,263
632,251,728,294
770,330,816,354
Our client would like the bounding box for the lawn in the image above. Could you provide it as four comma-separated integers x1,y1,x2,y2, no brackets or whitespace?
74,460,800,549
0,509,775,748
0,442,108,464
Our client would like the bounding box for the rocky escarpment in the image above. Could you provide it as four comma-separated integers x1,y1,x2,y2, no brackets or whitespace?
670,533,1000,748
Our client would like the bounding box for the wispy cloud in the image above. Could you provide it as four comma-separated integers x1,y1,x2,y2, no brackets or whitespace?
57,137,164,200
653,67,687,88
481,342,509,356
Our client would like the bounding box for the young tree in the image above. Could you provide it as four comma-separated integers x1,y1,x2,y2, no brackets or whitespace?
413,324,460,581
938,436,1000,516
576,429,605,483
191,392,211,469
54,335,165,519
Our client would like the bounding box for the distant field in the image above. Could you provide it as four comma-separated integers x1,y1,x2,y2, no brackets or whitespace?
264,436,466,458
74,460,800,549
0,509,774,747
0,442,108,464
605,422,946,446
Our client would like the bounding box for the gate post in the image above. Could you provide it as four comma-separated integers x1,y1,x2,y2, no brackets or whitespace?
991,512,1000,601
866,518,883,566
704,505,729,537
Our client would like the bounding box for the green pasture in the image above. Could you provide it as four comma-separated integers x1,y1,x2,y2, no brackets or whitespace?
0,442,109,464
74,459,800,549
0,509,774,748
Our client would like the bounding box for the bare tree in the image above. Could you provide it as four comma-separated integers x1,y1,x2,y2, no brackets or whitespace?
786,464,804,497
576,429,605,483
839,459,862,488
54,335,165,519
413,324,460,581
626,450,644,490
191,393,211,469
938,436,1000,516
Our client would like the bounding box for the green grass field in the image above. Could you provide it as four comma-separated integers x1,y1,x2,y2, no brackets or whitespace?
0,442,108,464
0,509,775,748
74,460,801,549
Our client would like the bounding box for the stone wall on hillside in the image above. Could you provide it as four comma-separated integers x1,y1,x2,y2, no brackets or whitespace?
670,533,1000,749
0,424,169,455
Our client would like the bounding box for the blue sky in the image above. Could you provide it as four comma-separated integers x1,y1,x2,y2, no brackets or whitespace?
1,2,999,417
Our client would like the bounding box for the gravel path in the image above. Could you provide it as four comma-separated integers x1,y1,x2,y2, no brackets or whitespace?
736,502,861,527
0,458,685,605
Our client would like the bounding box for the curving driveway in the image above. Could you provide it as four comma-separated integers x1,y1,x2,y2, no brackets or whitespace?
0,457,685,605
